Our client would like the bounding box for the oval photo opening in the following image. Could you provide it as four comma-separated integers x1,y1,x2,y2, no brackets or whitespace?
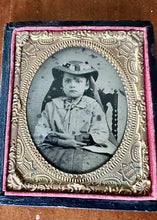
27,47,127,174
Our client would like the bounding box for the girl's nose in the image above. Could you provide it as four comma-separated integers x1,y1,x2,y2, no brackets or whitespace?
70,80,75,87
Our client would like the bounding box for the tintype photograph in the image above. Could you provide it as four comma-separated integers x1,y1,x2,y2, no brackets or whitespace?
27,47,127,174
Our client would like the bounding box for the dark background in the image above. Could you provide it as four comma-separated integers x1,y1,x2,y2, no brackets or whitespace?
0,0,157,219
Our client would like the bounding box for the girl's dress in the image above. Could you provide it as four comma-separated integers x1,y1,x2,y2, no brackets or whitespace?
34,95,117,174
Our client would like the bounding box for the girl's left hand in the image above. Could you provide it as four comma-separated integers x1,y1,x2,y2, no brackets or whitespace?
58,138,87,148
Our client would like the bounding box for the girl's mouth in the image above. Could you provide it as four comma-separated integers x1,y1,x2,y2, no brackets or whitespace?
69,90,77,92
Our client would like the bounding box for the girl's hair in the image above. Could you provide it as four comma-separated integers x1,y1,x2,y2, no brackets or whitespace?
41,74,95,112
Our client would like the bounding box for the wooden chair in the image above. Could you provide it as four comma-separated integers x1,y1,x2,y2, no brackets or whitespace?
98,89,118,140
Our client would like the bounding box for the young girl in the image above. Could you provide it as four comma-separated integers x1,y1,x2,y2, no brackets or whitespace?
34,61,117,174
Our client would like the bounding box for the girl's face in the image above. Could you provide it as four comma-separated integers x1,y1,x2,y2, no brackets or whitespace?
62,72,89,98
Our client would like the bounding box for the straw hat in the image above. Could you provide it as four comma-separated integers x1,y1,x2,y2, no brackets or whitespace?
52,61,98,81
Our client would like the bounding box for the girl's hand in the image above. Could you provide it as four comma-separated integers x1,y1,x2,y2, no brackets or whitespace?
75,133,94,145
52,132,74,140
58,138,87,148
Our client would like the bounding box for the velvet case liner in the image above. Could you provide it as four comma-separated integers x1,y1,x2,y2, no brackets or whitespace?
0,21,157,210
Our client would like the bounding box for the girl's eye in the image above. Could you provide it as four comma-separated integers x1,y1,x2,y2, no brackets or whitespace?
65,79,71,83
76,79,81,83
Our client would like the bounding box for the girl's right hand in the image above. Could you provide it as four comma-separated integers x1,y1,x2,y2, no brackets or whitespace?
58,138,87,148
53,132,74,140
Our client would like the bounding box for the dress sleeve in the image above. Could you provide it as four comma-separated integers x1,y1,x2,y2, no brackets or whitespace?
33,103,52,145
89,101,117,154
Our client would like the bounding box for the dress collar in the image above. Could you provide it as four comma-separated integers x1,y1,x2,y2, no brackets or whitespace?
52,96,94,109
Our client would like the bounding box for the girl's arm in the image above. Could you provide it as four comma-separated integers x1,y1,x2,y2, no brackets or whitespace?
88,101,117,154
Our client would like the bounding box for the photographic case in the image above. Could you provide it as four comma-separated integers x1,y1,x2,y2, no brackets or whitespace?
0,20,157,211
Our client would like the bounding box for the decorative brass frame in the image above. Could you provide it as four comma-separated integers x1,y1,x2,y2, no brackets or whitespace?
7,30,151,195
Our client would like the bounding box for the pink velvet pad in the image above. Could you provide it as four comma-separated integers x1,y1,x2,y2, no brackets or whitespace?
3,26,157,200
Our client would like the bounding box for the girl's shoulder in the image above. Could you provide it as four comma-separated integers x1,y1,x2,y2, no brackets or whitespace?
82,95,98,105
45,97,64,109
82,96,103,112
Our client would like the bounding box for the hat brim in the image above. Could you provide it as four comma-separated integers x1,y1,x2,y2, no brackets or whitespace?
52,66,98,81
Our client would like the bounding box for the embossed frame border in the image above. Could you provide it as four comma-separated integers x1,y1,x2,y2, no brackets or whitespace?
0,21,157,210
